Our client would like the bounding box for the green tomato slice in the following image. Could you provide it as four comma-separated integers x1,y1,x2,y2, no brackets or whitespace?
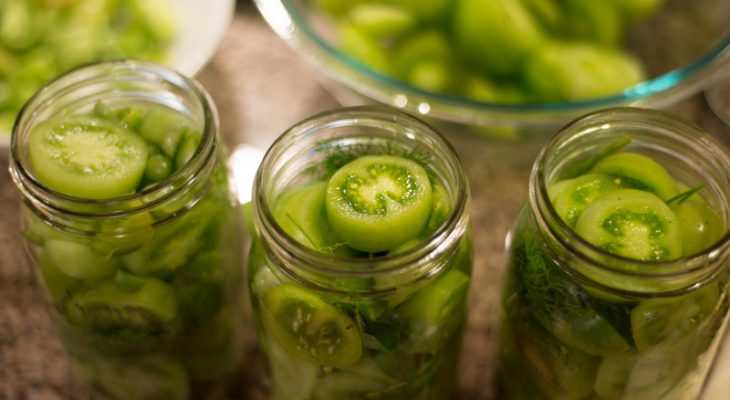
72,354,190,400
575,189,682,261
672,197,725,257
310,358,398,400
262,284,363,368
265,334,319,400
399,269,470,325
35,245,80,306
66,274,178,335
28,115,149,199
273,181,352,256
589,152,678,201
137,104,191,158
45,239,118,280
325,155,433,252
543,309,631,357
631,283,720,352
504,316,600,400
595,342,694,400
399,269,470,352
548,173,618,227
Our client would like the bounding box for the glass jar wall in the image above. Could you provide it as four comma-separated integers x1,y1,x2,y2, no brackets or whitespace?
498,108,730,400
9,61,246,400
248,106,472,400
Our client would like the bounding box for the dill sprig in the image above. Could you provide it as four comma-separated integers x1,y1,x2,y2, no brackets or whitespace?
511,225,635,344
511,227,586,317
666,185,704,206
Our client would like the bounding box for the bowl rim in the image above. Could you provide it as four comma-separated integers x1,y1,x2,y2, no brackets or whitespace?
258,0,730,127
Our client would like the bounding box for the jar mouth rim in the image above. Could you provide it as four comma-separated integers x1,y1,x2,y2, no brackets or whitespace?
532,107,730,282
9,60,218,218
253,105,470,279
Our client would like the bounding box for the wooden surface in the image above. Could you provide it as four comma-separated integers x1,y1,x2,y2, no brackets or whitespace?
2,3,730,399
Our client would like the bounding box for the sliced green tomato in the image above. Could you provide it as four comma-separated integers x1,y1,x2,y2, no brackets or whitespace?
265,334,319,400
262,284,362,367
505,316,600,400
672,197,725,256
325,155,433,252
144,153,173,183
386,237,422,255
71,355,190,400
138,105,191,158
594,340,694,400
399,269,470,324
93,101,145,132
399,269,470,352
575,189,682,261
590,152,678,200
174,129,202,170
28,115,149,199
93,211,155,256
542,309,630,357
311,358,398,400
548,173,618,227
121,205,210,277
273,181,352,256
35,246,80,306
45,239,118,280
66,275,178,331
631,283,720,352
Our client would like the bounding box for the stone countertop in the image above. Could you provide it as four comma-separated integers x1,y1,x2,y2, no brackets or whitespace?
2,3,730,400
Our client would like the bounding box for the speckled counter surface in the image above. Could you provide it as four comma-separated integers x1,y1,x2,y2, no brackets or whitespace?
2,4,730,400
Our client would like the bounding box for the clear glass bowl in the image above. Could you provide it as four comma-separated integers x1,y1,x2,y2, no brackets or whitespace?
254,0,730,132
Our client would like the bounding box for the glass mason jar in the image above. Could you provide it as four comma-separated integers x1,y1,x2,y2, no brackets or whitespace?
248,106,472,400
498,108,730,400
9,61,246,400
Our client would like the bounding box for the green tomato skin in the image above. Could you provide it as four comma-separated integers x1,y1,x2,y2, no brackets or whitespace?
590,152,678,201
523,42,645,102
454,0,546,78
673,197,725,257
